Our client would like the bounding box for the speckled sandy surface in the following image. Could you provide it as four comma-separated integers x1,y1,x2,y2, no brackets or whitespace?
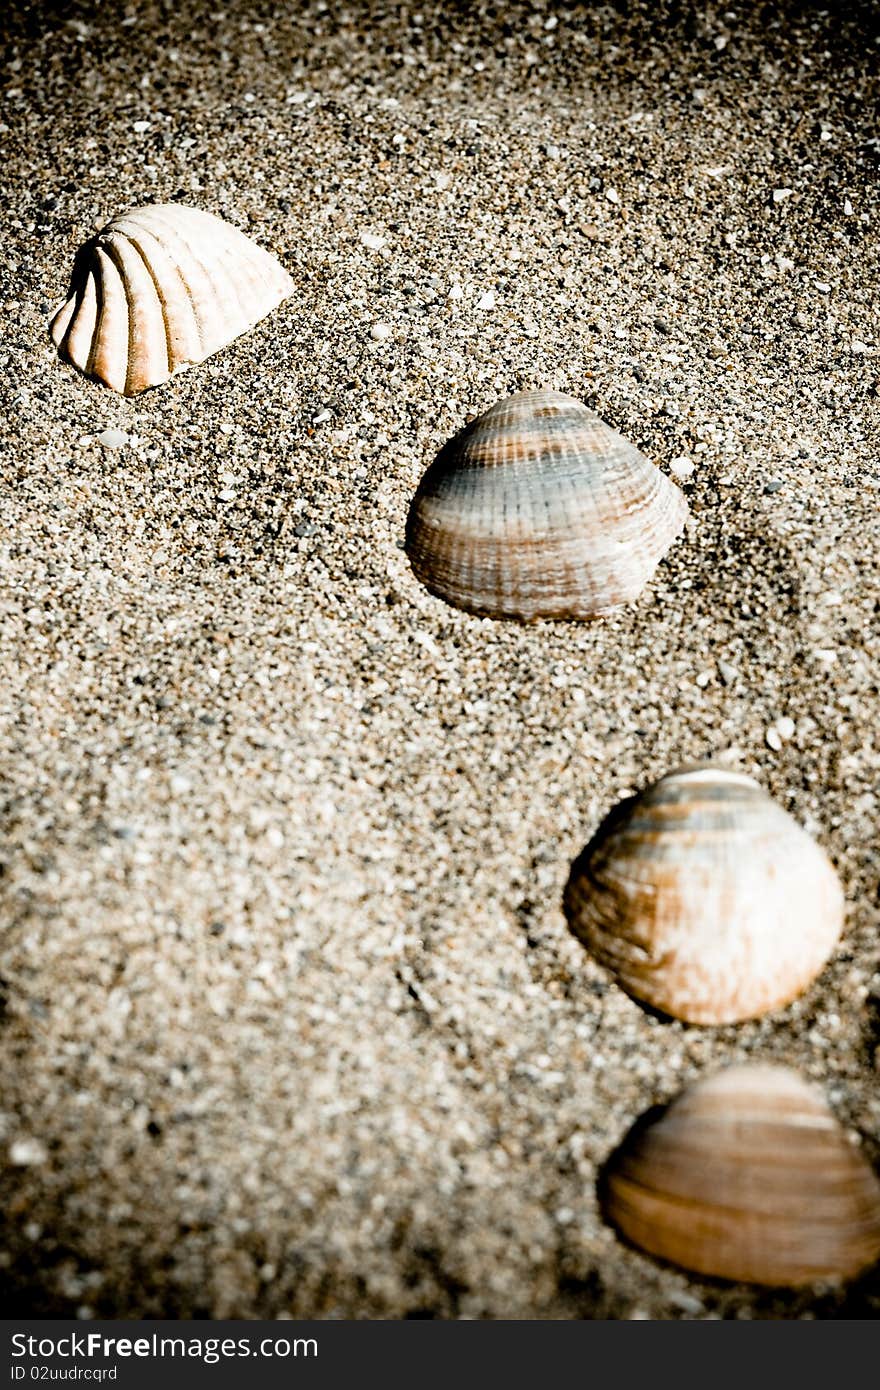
1,1,879,1319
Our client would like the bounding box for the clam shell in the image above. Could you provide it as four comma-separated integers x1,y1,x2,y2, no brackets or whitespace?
404,390,688,621
49,203,294,394
564,765,844,1024
602,1065,880,1286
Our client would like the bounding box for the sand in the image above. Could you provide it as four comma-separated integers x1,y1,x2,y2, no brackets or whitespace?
1,0,879,1318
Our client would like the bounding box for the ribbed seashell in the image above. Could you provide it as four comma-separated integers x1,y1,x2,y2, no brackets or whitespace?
602,1065,880,1286
564,765,843,1024
404,390,688,621
49,204,294,394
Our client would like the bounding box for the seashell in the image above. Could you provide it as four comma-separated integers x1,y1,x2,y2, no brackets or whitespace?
49,203,294,394
601,1064,880,1286
404,389,688,621
564,765,843,1024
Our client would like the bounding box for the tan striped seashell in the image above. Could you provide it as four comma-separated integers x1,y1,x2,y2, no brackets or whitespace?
404,390,688,621
564,765,844,1024
49,203,294,394
602,1065,880,1286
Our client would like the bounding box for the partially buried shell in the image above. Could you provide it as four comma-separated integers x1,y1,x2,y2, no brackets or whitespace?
564,765,843,1024
49,203,294,394
602,1064,880,1286
404,390,688,621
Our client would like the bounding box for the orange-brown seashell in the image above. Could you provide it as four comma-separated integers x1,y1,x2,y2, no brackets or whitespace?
602,1065,880,1287
564,765,844,1024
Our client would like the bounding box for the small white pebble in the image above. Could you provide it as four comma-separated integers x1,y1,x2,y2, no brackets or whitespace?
476,289,496,311
820,128,832,142
695,670,712,689
10,1137,48,1166
814,281,831,294
96,429,129,449
765,726,783,752
312,408,333,423
776,716,796,742
717,660,738,686
448,281,464,301
605,187,620,204
132,120,151,133
851,340,868,355
670,456,695,480
668,1290,706,1316
170,773,191,795
359,230,385,250
843,199,854,216
772,188,793,203
370,321,393,341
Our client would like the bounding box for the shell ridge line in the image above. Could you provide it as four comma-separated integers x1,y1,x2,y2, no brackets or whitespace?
89,245,131,394
131,207,234,353
51,238,97,350
164,206,293,327
55,271,85,358
61,264,99,372
117,227,182,378
101,232,168,394
114,208,216,353
171,210,257,330
216,220,292,308
49,288,78,348
83,258,106,378
115,217,209,364
608,1170,788,1226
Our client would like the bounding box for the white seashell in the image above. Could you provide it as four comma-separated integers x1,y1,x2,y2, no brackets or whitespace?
50,204,294,394
405,390,688,621
602,1065,880,1286
564,764,844,1024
